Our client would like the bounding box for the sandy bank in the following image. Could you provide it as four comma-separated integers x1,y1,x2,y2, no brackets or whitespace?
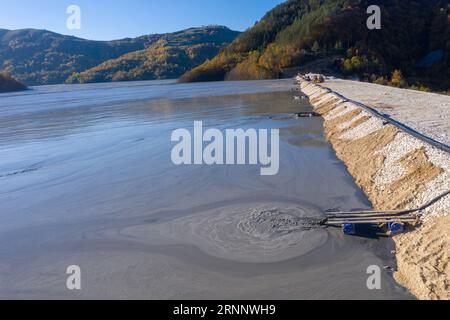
299,78,450,300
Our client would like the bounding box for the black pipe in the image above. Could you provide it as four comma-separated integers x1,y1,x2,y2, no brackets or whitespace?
324,190,450,223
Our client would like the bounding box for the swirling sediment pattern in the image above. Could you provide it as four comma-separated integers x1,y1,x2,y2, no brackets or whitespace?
144,203,329,263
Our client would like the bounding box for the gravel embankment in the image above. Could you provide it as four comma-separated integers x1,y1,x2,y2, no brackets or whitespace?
323,79,450,146
298,77,450,300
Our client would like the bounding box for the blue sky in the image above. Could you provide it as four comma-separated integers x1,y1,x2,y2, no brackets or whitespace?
0,0,285,40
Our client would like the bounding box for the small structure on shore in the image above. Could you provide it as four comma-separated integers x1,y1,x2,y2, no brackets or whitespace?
300,73,325,84
323,190,450,236
325,211,419,236
293,112,321,118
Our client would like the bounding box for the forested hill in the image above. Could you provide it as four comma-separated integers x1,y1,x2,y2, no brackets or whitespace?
180,0,450,92
0,29,159,85
66,26,240,84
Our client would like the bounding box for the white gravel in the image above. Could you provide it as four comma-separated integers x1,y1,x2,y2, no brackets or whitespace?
339,116,384,140
414,146,450,218
314,92,341,107
323,79,450,146
374,131,449,218
375,132,423,185
338,110,369,130
324,102,358,121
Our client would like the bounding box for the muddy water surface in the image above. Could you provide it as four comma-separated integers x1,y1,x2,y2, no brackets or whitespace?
0,80,413,299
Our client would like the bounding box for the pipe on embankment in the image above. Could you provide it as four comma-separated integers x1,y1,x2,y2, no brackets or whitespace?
297,77,450,300
297,77,449,217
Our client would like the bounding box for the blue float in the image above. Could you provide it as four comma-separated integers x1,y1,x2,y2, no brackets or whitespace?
388,222,405,235
342,223,356,235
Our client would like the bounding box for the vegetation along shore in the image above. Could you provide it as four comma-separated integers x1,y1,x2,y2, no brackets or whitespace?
0,73,27,93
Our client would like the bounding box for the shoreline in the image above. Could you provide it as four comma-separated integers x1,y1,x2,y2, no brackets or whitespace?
0,73,27,94
298,77,450,300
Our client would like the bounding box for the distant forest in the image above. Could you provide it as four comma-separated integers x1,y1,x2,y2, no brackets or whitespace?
0,26,239,86
180,0,450,94
67,27,240,84
1,0,449,93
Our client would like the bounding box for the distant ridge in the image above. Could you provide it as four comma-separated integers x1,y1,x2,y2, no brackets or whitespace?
66,26,240,84
0,26,239,86
180,0,450,92
0,28,159,85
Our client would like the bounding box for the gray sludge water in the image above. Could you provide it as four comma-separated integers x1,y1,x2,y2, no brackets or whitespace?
0,79,413,299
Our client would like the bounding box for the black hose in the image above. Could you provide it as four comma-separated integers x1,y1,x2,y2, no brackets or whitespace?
325,190,450,219
399,190,450,215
